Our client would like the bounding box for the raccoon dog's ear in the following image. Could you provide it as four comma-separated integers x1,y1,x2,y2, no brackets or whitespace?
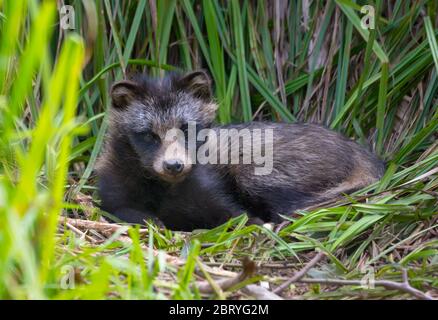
110,80,141,109
178,70,212,100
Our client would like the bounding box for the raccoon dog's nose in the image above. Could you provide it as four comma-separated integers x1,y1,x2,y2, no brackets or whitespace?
163,159,184,175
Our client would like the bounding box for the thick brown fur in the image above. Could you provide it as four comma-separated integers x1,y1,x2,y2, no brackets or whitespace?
96,71,385,230
211,122,385,222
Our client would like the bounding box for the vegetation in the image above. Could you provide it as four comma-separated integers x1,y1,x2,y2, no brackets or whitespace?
0,0,437,299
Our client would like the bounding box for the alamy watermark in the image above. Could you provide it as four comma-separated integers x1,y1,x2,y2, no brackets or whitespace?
60,5,75,30
360,5,375,30
60,265,76,289
161,121,274,176
60,4,375,31
360,266,375,289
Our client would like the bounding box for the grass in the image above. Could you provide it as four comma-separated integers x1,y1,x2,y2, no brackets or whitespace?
0,0,437,299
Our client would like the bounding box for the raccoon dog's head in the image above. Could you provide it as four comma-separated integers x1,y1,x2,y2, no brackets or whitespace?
109,70,217,183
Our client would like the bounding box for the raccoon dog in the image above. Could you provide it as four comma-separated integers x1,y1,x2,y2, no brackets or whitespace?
96,71,384,231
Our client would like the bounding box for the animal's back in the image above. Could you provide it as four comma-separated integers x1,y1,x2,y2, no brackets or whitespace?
212,122,384,221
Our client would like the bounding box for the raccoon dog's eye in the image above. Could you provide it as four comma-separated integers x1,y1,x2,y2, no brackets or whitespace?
139,130,160,144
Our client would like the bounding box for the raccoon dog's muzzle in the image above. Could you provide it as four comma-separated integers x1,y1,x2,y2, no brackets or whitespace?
152,128,192,183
